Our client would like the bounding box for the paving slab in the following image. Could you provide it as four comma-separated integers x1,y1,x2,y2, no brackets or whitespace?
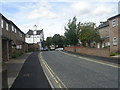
10,52,51,89
3,52,32,88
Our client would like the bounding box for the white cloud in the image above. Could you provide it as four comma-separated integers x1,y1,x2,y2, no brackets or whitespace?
27,2,58,20
1,0,118,39
93,5,116,15
28,7,58,19
71,2,91,15
1,0,119,2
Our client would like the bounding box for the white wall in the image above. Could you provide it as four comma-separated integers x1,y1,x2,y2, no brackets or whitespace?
25,34,43,44
25,33,44,51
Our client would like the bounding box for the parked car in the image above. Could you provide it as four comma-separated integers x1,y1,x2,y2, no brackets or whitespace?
50,45,55,50
55,48,63,51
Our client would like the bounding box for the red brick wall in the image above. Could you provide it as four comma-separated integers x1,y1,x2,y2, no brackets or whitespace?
64,47,110,57
109,17,119,53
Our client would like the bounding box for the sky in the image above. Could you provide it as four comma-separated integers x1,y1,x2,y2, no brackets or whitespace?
0,0,119,39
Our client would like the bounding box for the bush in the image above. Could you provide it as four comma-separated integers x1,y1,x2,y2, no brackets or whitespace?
28,49,34,52
110,53,116,56
12,51,23,58
104,46,110,48
110,52,120,56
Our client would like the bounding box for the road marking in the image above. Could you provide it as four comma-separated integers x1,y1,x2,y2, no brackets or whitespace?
60,51,119,68
43,59,68,89
39,52,68,90
23,73,30,77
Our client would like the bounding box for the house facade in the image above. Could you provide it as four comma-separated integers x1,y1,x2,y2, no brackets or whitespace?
98,14,120,53
97,21,110,48
0,13,26,61
25,29,44,51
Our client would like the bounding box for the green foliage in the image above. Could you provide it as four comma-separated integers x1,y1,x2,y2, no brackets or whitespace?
12,51,23,58
110,52,120,56
45,35,65,48
80,22,100,46
64,17,100,46
64,16,81,46
52,34,64,47
103,46,110,48
28,49,34,52
45,37,53,47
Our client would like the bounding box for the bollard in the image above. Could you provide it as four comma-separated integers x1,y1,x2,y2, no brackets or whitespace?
2,69,9,90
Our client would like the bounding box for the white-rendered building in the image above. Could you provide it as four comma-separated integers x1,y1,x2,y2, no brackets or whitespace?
25,29,44,50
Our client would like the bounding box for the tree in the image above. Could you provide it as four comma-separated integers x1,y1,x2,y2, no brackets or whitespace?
64,16,81,46
45,37,53,47
45,34,65,48
52,34,64,47
80,22,100,47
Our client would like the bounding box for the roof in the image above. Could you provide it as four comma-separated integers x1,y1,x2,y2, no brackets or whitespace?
98,21,109,29
0,13,10,24
26,29,43,35
27,29,33,35
9,20,25,35
0,13,25,35
108,14,120,20
36,30,43,35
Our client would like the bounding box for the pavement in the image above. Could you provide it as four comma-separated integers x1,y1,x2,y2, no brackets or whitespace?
3,52,31,88
10,52,51,89
41,51,119,89
64,51,120,64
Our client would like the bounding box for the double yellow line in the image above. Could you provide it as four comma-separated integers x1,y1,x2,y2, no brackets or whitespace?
39,52,68,90
60,51,119,68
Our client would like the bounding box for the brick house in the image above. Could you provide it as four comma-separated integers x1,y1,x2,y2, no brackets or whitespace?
97,14,120,53
97,21,110,48
0,13,26,61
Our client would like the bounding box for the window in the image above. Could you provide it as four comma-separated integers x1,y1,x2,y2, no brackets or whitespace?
112,19,116,27
19,32,22,37
6,23,9,31
15,28,17,33
16,45,20,49
113,37,117,45
20,45,22,49
1,19,3,28
12,26,14,32
16,45,22,49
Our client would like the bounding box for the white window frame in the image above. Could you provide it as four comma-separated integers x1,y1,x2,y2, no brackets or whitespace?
20,45,22,49
113,37,117,45
112,19,116,27
6,23,9,31
12,26,14,32
1,19,3,28
15,28,17,33
16,45,20,49
19,32,22,37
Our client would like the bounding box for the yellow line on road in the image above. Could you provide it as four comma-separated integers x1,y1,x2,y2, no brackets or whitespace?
40,52,68,90
43,60,68,89
60,51,119,68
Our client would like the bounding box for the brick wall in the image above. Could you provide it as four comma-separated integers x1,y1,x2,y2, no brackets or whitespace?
2,40,9,61
118,17,120,52
64,47,110,57
109,17,119,53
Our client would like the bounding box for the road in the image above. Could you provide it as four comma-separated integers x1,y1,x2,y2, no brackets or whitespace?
39,51,119,89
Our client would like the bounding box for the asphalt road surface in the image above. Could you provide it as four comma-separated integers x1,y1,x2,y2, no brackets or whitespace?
11,52,51,89
41,51,119,89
